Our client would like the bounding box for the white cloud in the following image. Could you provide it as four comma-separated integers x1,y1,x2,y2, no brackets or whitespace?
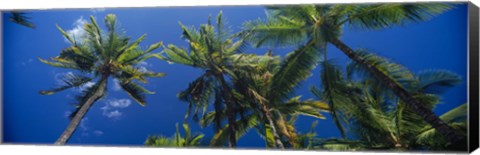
53,71,95,92
21,58,33,66
93,130,104,136
68,116,104,138
112,79,122,91
137,61,150,73
79,117,89,131
104,110,122,119
108,99,131,108
90,8,106,13
54,72,74,85
100,98,132,120
65,16,88,44
78,81,95,92
138,61,149,66
64,110,71,118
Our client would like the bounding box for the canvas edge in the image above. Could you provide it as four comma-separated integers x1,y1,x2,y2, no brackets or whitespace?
0,11,4,145
468,1,479,153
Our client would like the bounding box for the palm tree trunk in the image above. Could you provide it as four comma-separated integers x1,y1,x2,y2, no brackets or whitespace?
54,75,108,145
259,103,285,149
329,38,464,143
214,73,237,148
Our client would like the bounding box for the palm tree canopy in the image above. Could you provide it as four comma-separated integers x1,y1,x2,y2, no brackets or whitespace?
160,11,250,126
243,3,453,47
39,14,165,109
207,50,330,147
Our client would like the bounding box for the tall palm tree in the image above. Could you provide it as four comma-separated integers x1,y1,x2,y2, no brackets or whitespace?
9,11,35,29
243,3,464,142
39,14,165,145
160,12,247,147
145,123,205,147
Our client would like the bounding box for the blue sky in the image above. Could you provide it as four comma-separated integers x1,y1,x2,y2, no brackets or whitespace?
2,4,468,148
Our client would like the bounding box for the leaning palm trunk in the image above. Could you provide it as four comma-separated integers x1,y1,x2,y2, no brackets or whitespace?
54,76,108,145
214,73,237,147
329,38,463,143
260,103,285,149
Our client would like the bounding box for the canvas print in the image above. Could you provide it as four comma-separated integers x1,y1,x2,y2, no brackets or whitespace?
2,2,478,153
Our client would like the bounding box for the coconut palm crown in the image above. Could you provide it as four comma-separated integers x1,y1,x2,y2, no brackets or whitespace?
39,14,165,145
160,11,248,147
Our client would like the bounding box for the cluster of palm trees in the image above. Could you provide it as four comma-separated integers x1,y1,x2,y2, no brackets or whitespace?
39,3,467,151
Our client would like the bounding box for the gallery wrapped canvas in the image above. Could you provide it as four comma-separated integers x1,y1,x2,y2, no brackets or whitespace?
1,1,479,154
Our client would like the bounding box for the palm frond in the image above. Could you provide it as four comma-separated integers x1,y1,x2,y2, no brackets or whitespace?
119,80,154,106
268,40,320,102
179,73,215,122
341,3,453,30
440,103,467,123
276,97,329,119
40,73,93,95
145,135,177,147
417,70,462,94
210,114,258,146
243,17,306,47
316,59,351,138
162,44,195,66
9,12,35,29
266,5,318,25
146,123,205,147
38,57,80,70
56,24,75,44
347,49,418,93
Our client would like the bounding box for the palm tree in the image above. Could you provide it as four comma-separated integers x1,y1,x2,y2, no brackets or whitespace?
145,123,205,147
205,51,329,149
311,55,465,150
243,3,464,142
9,11,35,29
160,12,247,147
39,14,165,145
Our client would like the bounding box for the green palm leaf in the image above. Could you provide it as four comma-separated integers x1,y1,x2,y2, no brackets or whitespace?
268,40,320,102
340,3,453,30
417,70,462,94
